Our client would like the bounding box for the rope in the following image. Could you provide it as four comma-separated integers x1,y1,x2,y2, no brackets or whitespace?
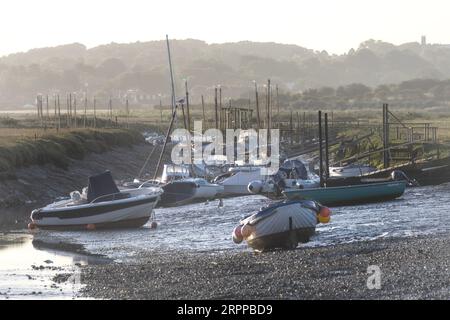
137,145,159,179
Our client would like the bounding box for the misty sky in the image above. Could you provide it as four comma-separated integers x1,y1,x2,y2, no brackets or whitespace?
0,0,449,57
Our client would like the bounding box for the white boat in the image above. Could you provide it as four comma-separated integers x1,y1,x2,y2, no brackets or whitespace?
213,166,265,196
130,164,224,206
29,171,162,230
329,164,376,178
247,159,320,198
232,200,331,252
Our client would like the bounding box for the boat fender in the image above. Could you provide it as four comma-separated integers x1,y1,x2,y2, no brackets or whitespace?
248,180,263,194
317,207,331,224
86,224,96,231
232,225,243,244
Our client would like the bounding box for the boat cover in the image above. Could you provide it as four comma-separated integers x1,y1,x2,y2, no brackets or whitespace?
245,200,320,226
87,171,120,203
272,159,308,190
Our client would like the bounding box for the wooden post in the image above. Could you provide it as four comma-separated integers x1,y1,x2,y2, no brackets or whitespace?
383,103,390,168
68,93,72,128
254,82,260,130
159,96,163,125
276,85,279,128
219,86,222,130
93,97,97,128
46,95,49,120
57,95,61,132
109,97,113,127
318,111,324,188
73,95,77,128
214,87,219,129
289,110,293,145
185,80,191,133
84,96,87,128
266,79,271,130
126,98,130,129
201,95,206,128
325,113,330,180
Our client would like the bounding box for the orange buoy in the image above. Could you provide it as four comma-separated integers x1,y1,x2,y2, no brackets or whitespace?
86,224,96,230
150,221,158,229
319,207,331,218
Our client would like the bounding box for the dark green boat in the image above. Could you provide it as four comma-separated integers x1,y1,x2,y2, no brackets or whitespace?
282,181,407,206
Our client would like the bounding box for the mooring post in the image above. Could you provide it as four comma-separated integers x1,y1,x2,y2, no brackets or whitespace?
318,111,324,188
93,97,97,128
84,96,87,128
253,82,260,131
201,95,206,129
185,79,191,133
325,113,330,181
214,87,219,130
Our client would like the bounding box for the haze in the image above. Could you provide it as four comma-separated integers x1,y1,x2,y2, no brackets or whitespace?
0,0,449,57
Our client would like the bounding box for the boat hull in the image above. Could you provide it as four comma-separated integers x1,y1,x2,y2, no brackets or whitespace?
241,201,319,251
283,181,407,206
247,227,316,252
31,195,159,230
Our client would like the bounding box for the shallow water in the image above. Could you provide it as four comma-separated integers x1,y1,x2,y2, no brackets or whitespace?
0,232,106,300
1,183,450,299
28,183,450,260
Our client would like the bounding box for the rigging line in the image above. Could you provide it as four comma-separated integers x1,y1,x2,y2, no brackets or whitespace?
137,145,159,179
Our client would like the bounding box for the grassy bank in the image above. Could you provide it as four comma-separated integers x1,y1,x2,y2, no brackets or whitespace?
0,128,145,173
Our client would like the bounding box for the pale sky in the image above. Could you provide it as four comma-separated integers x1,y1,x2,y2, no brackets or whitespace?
0,0,449,57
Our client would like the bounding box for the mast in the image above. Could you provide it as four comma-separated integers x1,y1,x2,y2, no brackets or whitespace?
166,35,176,114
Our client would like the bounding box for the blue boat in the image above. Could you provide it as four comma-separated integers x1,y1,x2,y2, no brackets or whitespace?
282,181,407,206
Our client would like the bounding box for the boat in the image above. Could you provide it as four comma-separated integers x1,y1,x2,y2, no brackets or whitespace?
329,164,376,178
232,200,331,252
360,156,450,186
29,171,162,230
213,166,266,196
247,159,320,199
283,181,407,207
130,164,224,207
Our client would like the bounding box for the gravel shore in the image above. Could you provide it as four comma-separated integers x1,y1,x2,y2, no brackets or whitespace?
81,234,450,300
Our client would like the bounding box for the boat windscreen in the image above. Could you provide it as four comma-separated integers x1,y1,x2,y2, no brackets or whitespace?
87,171,120,202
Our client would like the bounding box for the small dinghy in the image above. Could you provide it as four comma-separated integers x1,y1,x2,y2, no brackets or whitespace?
29,171,162,230
232,200,331,252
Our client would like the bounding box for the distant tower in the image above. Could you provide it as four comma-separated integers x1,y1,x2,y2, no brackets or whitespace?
421,35,427,46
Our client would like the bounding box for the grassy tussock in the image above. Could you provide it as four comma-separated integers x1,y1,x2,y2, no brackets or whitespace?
0,129,144,172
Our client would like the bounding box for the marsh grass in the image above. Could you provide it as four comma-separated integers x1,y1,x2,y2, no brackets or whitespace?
0,128,144,172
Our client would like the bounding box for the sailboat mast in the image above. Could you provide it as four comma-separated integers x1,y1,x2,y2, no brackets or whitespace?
166,35,176,113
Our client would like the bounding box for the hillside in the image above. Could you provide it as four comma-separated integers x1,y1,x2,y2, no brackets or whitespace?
1,38,450,108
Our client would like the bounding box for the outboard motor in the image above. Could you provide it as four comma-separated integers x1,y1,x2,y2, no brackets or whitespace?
391,170,420,187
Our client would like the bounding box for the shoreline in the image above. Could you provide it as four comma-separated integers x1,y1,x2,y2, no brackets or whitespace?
80,234,450,300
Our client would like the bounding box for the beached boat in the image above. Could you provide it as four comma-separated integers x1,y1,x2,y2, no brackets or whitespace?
283,181,407,206
232,200,331,252
29,171,162,230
